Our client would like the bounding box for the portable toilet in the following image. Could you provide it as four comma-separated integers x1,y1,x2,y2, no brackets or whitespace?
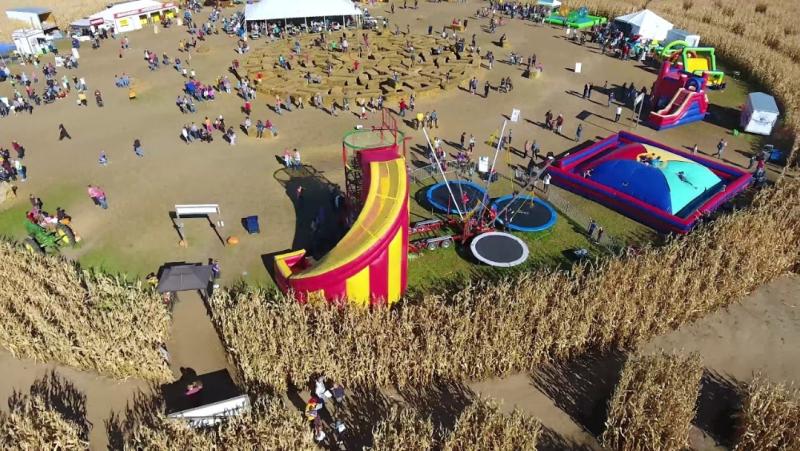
741,92,779,136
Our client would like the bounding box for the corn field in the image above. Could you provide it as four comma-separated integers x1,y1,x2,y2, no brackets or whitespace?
115,397,315,450
210,180,800,393
569,0,800,165
0,241,172,382
601,352,703,451
442,399,542,451
0,372,90,449
368,398,540,450
369,405,436,450
733,374,800,451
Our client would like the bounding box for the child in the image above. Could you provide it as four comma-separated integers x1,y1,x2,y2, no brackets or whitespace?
99,151,108,166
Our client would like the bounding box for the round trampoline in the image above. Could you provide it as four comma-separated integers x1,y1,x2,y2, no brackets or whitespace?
492,195,557,232
470,232,530,267
426,180,487,215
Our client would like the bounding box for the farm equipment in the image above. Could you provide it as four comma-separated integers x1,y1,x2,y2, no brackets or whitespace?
23,220,77,255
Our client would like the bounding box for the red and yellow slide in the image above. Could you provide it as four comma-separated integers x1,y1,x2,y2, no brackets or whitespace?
274,143,409,306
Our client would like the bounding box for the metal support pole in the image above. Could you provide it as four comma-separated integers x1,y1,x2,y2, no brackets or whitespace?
423,128,464,220
477,119,507,219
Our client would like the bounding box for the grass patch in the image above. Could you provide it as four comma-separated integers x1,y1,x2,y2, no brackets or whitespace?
0,185,83,240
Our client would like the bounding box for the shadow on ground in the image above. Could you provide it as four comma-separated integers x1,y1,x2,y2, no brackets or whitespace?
531,350,627,437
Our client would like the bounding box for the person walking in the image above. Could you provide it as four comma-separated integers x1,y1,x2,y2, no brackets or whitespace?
398,98,408,117
582,83,589,99
542,172,551,193
87,185,108,209
714,139,727,159
484,81,490,98
468,134,475,153
243,116,252,135
58,124,72,140
587,219,597,239
283,149,292,168
460,132,466,149
555,114,564,135
596,226,605,243
607,91,614,107
615,105,622,122
692,144,699,154
430,110,439,128
575,123,583,142
133,139,144,157
256,120,265,138
293,148,302,169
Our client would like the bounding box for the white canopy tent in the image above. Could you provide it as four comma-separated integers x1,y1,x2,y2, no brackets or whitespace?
614,9,673,41
244,0,362,23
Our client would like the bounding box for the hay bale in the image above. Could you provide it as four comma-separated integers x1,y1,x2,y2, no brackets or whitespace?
0,181,16,204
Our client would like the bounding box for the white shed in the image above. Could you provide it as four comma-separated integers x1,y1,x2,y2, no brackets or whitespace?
741,92,779,136
11,28,52,55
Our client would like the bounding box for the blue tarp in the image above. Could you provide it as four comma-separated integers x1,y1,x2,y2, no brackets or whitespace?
590,159,672,212
0,43,16,56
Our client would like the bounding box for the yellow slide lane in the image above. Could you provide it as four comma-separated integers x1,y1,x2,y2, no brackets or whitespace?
295,158,407,279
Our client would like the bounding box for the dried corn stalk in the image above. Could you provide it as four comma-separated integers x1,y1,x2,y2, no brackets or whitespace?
0,242,172,381
602,352,703,451
442,398,542,451
733,374,800,451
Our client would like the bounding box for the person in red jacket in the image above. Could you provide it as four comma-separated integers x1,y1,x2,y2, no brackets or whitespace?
398,98,408,117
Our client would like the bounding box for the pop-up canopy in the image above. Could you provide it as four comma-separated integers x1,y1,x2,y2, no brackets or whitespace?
157,264,213,293
615,9,673,41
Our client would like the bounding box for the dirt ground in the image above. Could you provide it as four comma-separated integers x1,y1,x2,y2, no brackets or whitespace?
0,0,769,287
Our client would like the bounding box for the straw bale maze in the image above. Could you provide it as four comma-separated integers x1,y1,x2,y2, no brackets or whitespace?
244,30,479,109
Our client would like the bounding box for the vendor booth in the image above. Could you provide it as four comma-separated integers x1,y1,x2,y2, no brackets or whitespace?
88,0,178,34
741,92,779,136
614,9,673,41
11,28,54,55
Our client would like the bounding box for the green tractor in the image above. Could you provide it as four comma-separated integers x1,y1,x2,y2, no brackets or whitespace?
23,220,78,255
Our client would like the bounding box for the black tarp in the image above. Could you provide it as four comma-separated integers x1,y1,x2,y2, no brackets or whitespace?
157,264,213,293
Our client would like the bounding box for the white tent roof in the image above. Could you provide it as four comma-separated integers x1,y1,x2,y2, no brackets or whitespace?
245,0,363,22
615,9,673,40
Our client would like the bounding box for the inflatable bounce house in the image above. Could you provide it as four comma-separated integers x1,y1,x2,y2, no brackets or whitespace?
660,42,725,88
274,121,409,307
545,6,607,29
648,59,709,130
548,132,751,234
